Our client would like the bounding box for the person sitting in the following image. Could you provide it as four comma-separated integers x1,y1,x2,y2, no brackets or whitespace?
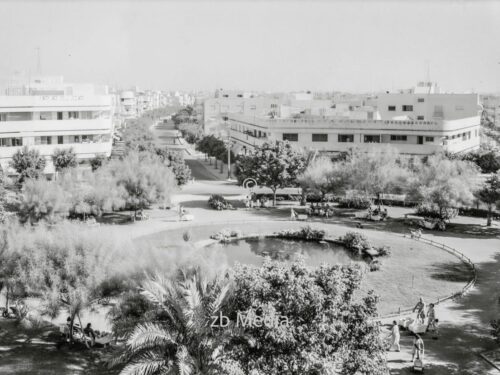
83,323,96,347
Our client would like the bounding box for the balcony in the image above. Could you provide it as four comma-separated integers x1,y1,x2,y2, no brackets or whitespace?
0,119,113,135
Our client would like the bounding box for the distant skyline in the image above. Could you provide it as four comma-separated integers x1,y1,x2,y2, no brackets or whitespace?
1,0,500,93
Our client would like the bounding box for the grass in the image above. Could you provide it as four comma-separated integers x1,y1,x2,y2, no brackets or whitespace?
136,220,470,316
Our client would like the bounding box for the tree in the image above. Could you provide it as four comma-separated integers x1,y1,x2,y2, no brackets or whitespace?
52,148,77,173
9,146,46,183
476,151,500,174
297,156,346,202
235,142,306,206
113,268,232,375
477,172,500,226
221,259,387,375
13,222,118,342
18,178,69,224
410,153,480,222
104,152,177,218
90,154,106,171
346,146,412,209
154,148,192,186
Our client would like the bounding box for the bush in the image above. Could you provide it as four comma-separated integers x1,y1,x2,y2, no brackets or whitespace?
376,245,391,257
340,231,371,256
275,226,326,241
208,194,233,210
416,203,458,221
338,195,372,209
210,229,242,242
459,207,500,220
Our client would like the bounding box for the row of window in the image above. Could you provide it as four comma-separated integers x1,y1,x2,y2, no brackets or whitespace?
0,138,23,147
0,111,110,122
282,133,436,143
388,105,414,112
0,134,111,147
34,134,111,145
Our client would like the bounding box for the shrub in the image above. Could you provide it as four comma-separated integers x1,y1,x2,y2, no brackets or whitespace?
208,194,233,210
210,229,242,242
340,231,371,256
416,203,458,221
338,195,372,209
275,226,326,241
376,245,391,257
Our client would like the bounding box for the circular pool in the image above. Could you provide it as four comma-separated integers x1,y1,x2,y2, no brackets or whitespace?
206,237,366,267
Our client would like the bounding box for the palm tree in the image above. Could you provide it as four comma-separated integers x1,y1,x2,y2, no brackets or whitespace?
116,268,232,375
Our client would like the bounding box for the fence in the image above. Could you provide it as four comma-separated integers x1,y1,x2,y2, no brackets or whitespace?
377,234,477,320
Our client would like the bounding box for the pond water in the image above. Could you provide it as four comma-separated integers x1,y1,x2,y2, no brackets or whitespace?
207,237,365,267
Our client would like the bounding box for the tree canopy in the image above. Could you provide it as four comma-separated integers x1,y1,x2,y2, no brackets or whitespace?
235,142,306,205
52,148,78,172
9,146,46,183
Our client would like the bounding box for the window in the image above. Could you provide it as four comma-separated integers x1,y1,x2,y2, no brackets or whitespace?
338,134,354,143
57,112,63,120
39,112,53,120
58,136,64,144
312,134,328,142
282,133,298,142
425,136,434,142
363,135,380,143
390,135,407,141
417,98,425,103
388,106,396,111
40,136,52,145
73,135,81,143
402,105,413,112
5,112,32,121
0,138,22,147
417,116,424,120
68,111,79,119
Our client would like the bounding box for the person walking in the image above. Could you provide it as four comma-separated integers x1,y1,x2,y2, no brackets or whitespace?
427,303,437,334
413,297,426,323
388,320,401,352
411,333,425,362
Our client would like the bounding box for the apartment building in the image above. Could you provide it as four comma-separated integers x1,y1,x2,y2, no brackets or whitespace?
228,83,481,156
0,76,114,174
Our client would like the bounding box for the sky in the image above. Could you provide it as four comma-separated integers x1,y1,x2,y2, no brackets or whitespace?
1,0,500,93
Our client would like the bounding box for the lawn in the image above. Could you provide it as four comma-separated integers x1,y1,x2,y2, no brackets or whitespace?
136,220,471,316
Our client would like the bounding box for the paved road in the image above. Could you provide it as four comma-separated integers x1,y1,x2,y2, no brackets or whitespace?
185,159,223,181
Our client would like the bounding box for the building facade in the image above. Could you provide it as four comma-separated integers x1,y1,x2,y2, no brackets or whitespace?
0,76,114,174
228,84,481,156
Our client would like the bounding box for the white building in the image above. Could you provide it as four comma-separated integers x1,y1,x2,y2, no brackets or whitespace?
0,76,114,174
228,83,481,156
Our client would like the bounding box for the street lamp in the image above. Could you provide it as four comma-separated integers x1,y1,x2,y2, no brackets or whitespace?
222,116,233,180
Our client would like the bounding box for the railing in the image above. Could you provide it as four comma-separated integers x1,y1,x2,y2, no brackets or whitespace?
376,234,477,320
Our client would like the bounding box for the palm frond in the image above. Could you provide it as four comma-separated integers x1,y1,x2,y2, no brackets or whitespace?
126,322,175,353
175,345,194,375
119,351,168,375
208,282,231,317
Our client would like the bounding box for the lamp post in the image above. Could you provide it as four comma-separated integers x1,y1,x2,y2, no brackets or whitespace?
222,116,233,180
